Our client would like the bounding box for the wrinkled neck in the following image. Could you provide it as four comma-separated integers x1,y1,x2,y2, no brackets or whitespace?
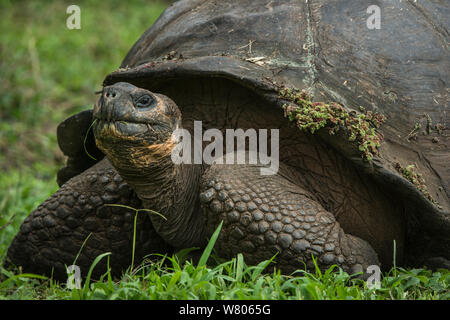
113,151,207,249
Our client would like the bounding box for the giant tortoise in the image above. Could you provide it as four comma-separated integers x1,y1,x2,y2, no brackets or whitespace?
5,0,449,280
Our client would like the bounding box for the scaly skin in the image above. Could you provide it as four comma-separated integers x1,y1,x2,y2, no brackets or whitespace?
5,159,172,280
199,161,379,275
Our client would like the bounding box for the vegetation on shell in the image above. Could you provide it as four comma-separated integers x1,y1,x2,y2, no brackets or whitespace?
394,163,440,208
279,88,386,161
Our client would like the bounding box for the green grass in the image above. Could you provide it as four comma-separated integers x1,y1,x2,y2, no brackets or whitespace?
0,1,449,300
1,219,449,300
0,0,169,170
0,174,448,301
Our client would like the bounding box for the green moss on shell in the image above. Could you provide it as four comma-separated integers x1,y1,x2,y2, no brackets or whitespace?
279,87,386,162
394,163,440,208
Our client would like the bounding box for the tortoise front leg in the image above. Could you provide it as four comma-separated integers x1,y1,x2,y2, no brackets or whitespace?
199,163,379,276
5,158,172,281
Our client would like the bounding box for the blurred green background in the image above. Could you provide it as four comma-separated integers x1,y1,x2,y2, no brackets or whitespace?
0,0,170,257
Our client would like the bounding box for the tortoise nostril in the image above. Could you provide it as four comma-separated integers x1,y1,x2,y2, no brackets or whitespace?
104,88,120,100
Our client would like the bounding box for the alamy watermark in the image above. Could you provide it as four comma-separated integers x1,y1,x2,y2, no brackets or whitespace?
66,4,383,31
65,263,381,290
366,265,381,289
66,5,81,30
66,264,81,289
171,121,279,175
366,5,381,30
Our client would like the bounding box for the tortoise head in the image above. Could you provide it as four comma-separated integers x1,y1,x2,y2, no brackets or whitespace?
93,82,181,171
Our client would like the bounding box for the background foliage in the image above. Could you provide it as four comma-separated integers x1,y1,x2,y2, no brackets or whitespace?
0,0,169,256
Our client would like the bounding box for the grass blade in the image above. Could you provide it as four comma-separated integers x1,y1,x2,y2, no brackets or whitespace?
131,212,138,271
80,252,112,299
83,119,98,161
198,221,223,267
72,232,92,266
100,204,167,220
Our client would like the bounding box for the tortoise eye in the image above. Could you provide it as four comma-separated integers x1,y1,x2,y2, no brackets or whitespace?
135,94,153,108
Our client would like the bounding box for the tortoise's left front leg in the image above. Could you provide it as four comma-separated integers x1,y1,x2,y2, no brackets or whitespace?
5,159,172,280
